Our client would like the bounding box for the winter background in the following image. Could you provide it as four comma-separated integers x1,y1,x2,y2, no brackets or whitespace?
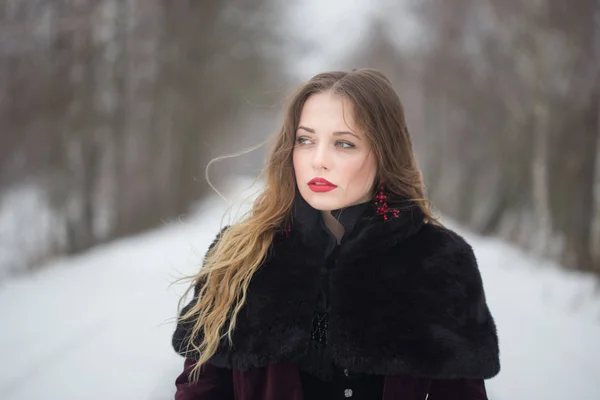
1,1,600,399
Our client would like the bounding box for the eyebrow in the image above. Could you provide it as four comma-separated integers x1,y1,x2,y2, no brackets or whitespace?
297,125,362,140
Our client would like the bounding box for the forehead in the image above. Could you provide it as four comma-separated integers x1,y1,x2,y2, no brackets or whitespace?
298,92,359,131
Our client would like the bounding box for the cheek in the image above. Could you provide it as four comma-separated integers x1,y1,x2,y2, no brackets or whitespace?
341,156,377,186
292,151,309,183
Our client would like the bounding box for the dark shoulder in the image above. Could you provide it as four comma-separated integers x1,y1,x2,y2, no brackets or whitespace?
402,222,482,286
411,222,474,254
191,225,231,294
207,225,231,253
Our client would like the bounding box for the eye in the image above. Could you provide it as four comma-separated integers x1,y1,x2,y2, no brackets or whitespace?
336,141,355,149
295,137,313,145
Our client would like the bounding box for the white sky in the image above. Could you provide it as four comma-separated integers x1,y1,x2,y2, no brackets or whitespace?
280,0,422,78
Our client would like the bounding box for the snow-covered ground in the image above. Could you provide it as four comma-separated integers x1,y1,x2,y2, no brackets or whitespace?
1,176,599,400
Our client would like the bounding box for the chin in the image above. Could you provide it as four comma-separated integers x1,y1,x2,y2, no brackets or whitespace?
302,192,345,211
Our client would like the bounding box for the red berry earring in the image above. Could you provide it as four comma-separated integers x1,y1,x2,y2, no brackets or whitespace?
374,178,399,221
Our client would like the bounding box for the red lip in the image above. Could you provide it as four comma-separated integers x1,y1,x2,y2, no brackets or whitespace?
308,177,337,193
308,177,336,186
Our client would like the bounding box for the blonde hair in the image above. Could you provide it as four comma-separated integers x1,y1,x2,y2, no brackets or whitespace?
176,68,441,382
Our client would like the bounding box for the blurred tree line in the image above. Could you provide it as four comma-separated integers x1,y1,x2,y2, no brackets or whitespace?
2,0,599,279
0,0,284,277
348,0,600,275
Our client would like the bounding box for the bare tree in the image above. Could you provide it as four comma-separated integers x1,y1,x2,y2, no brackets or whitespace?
400,0,600,274
0,0,285,276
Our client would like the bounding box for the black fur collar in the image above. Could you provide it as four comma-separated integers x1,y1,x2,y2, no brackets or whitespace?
173,195,500,380
287,188,426,258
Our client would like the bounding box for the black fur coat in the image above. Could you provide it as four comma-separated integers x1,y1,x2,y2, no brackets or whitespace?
172,195,500,381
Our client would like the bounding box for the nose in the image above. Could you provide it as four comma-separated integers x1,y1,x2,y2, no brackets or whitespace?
311,142,331,171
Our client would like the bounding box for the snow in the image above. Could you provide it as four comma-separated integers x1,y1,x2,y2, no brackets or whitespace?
0,176,256,400
0,182,65,280
468,230,600,399
1,175,599,400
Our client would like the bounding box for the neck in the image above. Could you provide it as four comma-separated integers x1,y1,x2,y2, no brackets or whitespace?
321,210,345,244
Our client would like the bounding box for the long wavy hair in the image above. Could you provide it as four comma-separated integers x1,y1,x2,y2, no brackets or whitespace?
177,68,441,382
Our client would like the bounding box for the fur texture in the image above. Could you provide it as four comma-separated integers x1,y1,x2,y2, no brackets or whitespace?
173,208,500,380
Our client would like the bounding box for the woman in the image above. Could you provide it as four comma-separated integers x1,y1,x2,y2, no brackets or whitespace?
171,69,500,399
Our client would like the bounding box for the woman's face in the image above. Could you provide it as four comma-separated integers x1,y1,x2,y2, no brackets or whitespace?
292,91,377,211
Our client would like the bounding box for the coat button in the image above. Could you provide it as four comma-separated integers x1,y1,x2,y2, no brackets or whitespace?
344,388,353,397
